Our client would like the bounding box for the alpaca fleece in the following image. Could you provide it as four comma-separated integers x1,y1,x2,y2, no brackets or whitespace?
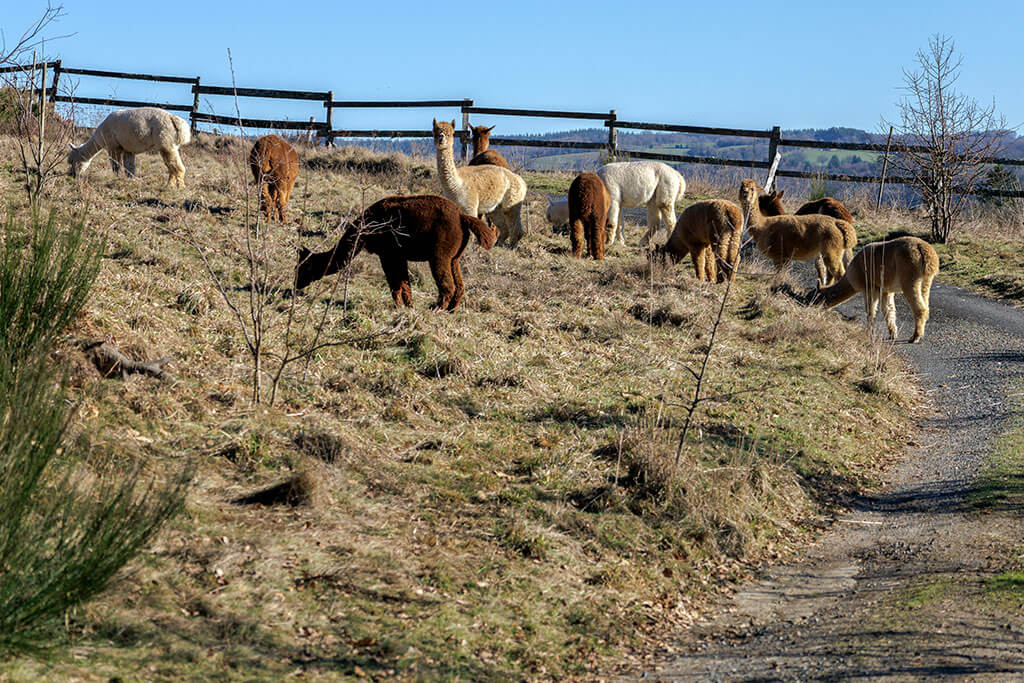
295,195,496,311
568,172,611,259
249,135,299,222
597,161,685,247
467,125,511,169
819,236,939,343
432,120,527,247
739,179,847,287
759,189,857,265
659,200,743,283
67,107,190,186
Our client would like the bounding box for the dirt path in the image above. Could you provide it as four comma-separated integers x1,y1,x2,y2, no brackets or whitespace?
630,281,1024,680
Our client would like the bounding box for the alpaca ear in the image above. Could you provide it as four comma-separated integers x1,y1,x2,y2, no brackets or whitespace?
68,142,74,150
450,119,456,129
486,125,494,133
777,189,785,199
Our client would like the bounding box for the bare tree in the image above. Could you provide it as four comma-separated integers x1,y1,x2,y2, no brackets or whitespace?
885,34,1008,243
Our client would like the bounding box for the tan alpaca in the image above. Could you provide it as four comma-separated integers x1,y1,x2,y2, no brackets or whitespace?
658,200,744,283
432,119,528,247
758,189,857,268
819,236,939,343
738,179,847,287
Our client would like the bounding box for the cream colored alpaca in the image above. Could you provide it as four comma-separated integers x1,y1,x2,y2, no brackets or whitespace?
597,161,685,247
432,120,527,247
67,107,190,186
819,236,939,343
738,179,847,287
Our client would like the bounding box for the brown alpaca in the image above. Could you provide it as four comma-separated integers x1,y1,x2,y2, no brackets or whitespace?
295,195,496,311
819,236,939,343
758,189,857,266
249,134,299,222
467,125,511,169
567,172,611,259
738,179,847,287
658,200,744,283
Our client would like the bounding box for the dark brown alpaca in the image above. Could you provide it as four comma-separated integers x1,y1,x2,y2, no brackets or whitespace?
295,195,496,311
467,124,510,169
568,172,610,259
758,189,857,266
249,134,299,221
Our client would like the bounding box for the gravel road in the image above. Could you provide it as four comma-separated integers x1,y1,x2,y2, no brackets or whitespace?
630,279,1024,681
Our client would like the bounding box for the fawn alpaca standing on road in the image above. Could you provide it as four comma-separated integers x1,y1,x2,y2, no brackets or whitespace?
432,119,527,247
758,189,857,267
597,161,686,248
819,236,939,343
295,195,496,311
568,172,611,259
467,125,511,169
738,179,847,287
67,107,190,186
657,200,744,282
249,134,299,222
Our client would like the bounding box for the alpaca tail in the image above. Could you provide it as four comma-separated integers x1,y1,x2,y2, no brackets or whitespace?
462,214,497,249
173,114,192,146
819,275,858,308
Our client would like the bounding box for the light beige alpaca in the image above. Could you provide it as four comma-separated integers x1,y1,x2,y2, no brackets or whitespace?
658,200,744,283
819,236,939,343
432,119,527,247
738,179,847,287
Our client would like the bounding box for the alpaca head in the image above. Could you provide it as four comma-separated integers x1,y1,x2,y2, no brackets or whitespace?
470,124,494,149
758,189,785,217
432,119,457,150
67,143,89,177
738,179,760,211
295,246,315,291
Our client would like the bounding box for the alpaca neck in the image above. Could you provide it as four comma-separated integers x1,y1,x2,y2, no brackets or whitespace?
435,144,463,193
71,130,106,164
742,196,767,236
473,137,489,155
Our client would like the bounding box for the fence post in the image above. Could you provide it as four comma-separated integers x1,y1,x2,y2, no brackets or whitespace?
325,91,334,147
461,99,472,161
766,126,781,191
49,59,61,103
190,77,201,135
876,125,894,209
608,109,617,161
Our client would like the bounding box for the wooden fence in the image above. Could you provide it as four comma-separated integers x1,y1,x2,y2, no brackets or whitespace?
3,60,1023,198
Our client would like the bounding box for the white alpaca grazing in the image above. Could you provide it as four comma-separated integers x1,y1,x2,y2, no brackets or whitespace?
545,196,569,228
597,161,685,247
67,107,191,187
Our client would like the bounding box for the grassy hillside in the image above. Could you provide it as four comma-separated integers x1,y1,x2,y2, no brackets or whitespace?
0,136,918,680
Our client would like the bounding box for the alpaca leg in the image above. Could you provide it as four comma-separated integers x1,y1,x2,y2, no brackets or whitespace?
815,255,827,286
641,203,660,247
429,257,456,310
505,203,524,248
823,251,844,287
660,203,676,241
570,220,584,258
692,247,706,281
863,292,880,335
381,257,412,307
605,199,620,245
109,147,123,174
883,292,898,339
704,247,718,283
905,282,929,343
448,256,465,311
589,222,606,260
160,148,186,187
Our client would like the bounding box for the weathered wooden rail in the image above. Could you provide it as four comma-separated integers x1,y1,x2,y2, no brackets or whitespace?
4,60,1022,197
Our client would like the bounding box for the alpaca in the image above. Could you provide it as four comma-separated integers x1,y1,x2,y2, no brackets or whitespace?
819,236,939,343
432,119,527,247
758,189,857,266
545,197,569,228
597,161,685,247
67,107,190,186
657,200,744,283
295,195,496,311
249,134,299,222
467,124,510,169
568,172,611,259
738,179,847,287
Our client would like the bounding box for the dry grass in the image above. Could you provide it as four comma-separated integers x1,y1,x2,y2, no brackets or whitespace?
0,133,920,680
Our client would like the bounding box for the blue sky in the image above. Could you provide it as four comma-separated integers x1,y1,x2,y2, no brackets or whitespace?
3,0,1021,135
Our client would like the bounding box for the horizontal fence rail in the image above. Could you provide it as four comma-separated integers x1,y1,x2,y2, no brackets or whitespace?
4,60,1022,197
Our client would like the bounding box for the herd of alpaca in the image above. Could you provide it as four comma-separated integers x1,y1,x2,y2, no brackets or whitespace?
67,106,941,341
